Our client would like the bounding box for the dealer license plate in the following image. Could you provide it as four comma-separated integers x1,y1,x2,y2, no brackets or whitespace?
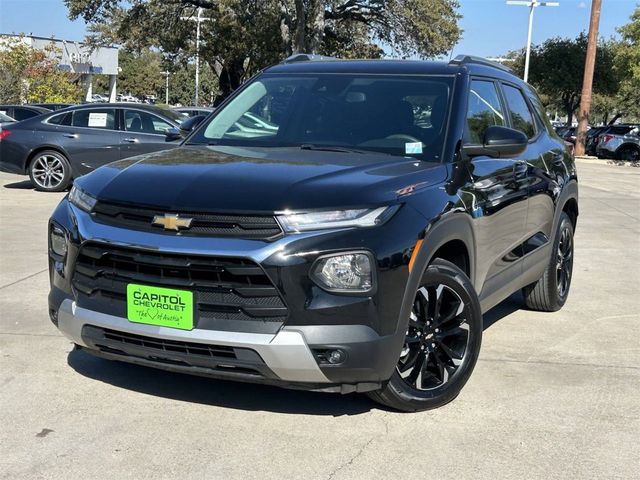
126,283,193,330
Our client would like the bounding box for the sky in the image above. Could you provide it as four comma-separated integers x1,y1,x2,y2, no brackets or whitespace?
0,0,637,58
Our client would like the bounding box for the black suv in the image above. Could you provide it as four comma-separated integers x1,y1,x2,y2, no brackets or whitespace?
48,55,578,411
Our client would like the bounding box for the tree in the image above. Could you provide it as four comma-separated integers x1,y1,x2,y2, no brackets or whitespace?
613,6,640,122
0,37,81,104
507,34,620,125
64,0,462,99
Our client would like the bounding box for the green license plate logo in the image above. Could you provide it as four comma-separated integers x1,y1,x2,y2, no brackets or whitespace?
127,283,193,330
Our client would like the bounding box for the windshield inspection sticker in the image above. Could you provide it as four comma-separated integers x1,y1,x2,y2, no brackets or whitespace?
127,283,193,330
405,142,423,154
88,112,108,127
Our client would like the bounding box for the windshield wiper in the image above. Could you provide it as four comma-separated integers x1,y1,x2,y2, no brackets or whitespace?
300,144,369,154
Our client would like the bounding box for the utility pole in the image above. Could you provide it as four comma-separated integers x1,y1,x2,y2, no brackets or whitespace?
506,1,559,83
180,7,211,106
575,0,602,156
162,71,170,105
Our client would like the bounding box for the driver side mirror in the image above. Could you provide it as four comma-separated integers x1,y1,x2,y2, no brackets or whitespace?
462,126,528,158
165,115,206,142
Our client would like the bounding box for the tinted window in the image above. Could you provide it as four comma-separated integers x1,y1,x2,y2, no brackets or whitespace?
71,109,116,129
466,80,505,144
125,110,173,135
502,84,536,138
13,108,39,121
192,73,453,162
48,112,72,126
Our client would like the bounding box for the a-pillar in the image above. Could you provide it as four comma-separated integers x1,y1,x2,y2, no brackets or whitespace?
108,75,117,103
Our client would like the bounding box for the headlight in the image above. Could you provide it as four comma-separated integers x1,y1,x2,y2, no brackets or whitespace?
311,252,373,293
69,185,97,212
50,225,68,257
277,206,398,233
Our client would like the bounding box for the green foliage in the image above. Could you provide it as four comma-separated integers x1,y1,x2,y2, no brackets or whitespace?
506,34,620,125
65,0,462,98
0,37,81,104
614,6,640,121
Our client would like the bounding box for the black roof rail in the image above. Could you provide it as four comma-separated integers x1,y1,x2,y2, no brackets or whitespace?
449,55,513,73
281,53,337,64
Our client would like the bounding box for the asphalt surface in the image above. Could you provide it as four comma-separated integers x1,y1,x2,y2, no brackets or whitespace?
1,161,638,479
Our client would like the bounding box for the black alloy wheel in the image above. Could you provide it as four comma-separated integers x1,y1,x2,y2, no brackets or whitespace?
556,225,573,299
368,259,482,412
397,284,470,391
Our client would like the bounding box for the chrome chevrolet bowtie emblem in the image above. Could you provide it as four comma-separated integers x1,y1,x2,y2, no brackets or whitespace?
152,213,193,231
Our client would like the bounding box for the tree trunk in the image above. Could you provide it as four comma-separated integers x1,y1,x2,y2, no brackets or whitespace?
307,0,325,54
216,59,245,103
293,0,306,53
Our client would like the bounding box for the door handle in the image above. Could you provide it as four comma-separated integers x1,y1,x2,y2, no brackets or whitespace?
123,137,139,143
513,161,528,178
63,133,77,138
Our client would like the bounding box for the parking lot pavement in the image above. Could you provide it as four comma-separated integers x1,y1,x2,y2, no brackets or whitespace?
0,161,638,480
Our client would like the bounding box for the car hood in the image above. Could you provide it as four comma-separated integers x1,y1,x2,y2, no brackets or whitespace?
77,145,447,213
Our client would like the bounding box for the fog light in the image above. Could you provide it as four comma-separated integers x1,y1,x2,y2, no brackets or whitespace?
50,225,67,257
328,349,346,365
311,252,373,292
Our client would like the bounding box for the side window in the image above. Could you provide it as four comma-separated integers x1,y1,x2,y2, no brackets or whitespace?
48,112,72,126
502,84,536,138
466,80,505,144
71,109,116,129
125,110,173,135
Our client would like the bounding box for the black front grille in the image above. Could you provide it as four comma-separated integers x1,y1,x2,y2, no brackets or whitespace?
92,201,282,240
72,243,288,329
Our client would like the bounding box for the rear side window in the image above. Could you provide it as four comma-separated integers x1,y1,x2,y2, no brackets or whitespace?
466,80,505,144
502,84,536,138
72,109,116,129
48,112,72,126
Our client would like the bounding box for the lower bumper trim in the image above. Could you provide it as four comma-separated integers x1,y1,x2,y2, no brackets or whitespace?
57,299,330,383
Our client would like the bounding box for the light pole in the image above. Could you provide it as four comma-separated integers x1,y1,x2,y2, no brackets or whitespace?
162,71,170,105
506,1,559,83
180,7,211,106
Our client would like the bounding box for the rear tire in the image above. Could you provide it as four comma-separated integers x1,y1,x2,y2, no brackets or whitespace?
28,150,72,192
616,145,640,162
522,212,574,312
368,259,482,412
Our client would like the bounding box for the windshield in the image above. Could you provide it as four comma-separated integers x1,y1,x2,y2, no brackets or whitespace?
189,73,453,162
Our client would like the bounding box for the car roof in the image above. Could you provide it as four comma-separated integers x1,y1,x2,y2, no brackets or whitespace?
263,56,524,84
60,103,177,116
0,104,52,112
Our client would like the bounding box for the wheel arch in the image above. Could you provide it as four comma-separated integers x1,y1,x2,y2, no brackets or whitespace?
615,142,640,158
394,212,477,339
25,145,70,173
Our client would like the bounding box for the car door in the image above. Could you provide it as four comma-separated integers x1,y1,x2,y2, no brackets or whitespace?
55,107,121,175
500,83,556,251
120,109,178,158
460,79,529,300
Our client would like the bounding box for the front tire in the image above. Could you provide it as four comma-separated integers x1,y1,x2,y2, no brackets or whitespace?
28,150,72,192
522,212,574,312
368,259,483,412
616,145,640,162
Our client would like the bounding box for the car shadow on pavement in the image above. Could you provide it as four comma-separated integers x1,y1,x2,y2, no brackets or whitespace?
67,348,378,416
66,292,524,415
3,180,34,189
483,291,523,330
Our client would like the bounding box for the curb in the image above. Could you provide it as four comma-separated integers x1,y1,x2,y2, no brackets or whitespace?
575,156,639,167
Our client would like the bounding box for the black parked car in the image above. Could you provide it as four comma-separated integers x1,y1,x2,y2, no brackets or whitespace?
0,104,189,191
171,106,215,118
29,103,75,111
48,55,578,411
0,104,51,121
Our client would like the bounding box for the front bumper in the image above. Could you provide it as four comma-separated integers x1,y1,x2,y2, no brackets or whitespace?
49,197,424,391
56,298,392,392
